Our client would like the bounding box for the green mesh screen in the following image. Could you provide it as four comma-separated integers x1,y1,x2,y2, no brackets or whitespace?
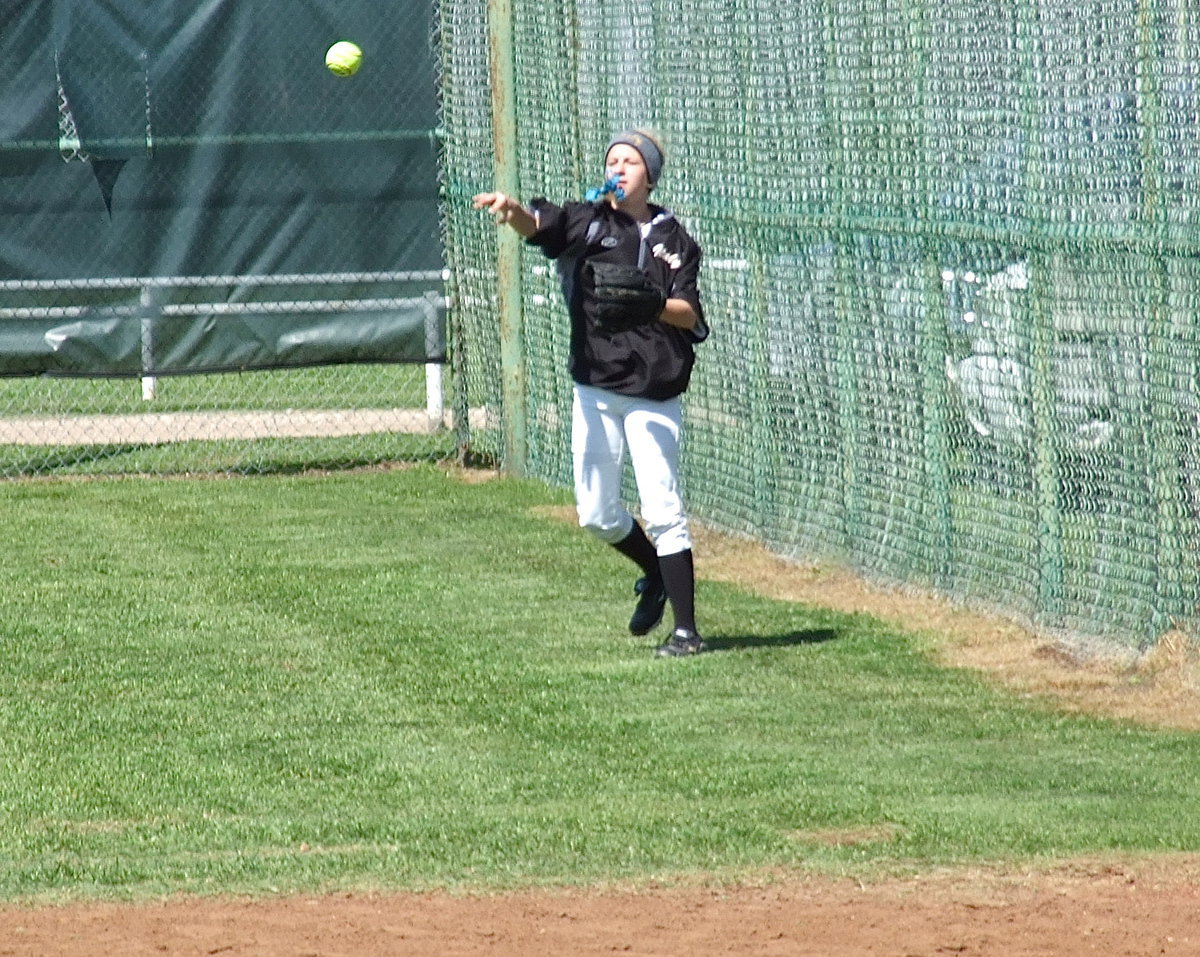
438,0,1200,650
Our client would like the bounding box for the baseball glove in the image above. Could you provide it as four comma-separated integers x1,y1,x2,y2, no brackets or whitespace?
584,261,666,335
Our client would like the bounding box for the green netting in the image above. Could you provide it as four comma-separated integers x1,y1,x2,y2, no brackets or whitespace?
438,0,1200,650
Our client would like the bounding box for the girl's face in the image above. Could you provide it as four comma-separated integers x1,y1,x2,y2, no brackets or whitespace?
604,144,652,203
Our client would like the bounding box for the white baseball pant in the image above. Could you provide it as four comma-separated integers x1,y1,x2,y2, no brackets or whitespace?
571,383,693,556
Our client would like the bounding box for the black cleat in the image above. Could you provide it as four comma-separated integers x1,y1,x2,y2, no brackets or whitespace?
629,576,667,635
655,628,707,657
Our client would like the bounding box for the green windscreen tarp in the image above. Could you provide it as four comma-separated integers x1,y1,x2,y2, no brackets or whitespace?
0,1,444,376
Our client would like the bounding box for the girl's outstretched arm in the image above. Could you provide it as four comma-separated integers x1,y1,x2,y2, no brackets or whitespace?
472,192,538,238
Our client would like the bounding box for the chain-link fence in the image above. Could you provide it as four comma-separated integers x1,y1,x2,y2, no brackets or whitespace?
0,2,453,476
438,0,1200,652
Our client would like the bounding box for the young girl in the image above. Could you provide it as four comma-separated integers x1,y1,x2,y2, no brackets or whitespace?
473,129,709,657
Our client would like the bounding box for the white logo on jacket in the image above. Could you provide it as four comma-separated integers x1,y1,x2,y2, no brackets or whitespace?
652,243,683,270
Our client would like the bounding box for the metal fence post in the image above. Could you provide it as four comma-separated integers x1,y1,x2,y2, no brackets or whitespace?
488,0,526,476
140,285,157,401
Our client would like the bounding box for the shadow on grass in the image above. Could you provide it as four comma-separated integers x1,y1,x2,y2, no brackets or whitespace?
1,443,152,475
703,628,839,653
0,439,458,479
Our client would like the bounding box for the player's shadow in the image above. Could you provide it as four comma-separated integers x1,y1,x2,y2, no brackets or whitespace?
702,628,839,653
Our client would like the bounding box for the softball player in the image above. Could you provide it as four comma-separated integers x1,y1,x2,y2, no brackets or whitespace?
473,129,709,656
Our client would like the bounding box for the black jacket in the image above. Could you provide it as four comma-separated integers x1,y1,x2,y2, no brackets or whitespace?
526,198,707,400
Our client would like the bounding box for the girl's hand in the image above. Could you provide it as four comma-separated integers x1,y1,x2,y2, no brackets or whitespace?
472,191,516,223
472,192,537,237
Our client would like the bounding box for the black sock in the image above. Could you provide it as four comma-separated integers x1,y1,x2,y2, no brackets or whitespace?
659,549,696,634
611,523,661,581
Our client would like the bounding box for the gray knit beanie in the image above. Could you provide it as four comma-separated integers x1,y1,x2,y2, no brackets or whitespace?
605,129,665,185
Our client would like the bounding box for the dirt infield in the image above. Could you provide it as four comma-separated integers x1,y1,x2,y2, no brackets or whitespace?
4,481,1199,956
3,858,1199,956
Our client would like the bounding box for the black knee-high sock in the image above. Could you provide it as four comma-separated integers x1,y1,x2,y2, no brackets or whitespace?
611,523,661,581
659,549,696,633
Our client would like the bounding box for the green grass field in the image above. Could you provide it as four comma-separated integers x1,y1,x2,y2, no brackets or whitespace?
1,465,1197,904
